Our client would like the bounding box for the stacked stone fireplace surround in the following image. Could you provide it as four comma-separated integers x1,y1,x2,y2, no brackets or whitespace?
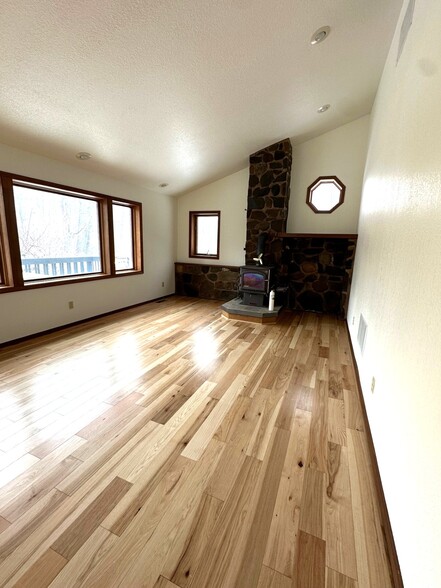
175,139,356,317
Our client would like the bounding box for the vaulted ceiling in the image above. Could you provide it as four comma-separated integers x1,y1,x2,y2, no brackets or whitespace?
0,0,402,194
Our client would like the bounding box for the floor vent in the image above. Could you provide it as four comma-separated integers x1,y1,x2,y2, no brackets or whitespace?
357,314,367,354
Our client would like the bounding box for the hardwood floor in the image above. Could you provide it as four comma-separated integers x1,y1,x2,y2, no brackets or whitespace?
0,296,394,587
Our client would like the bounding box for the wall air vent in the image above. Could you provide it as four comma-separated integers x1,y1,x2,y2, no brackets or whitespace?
357,314,367,354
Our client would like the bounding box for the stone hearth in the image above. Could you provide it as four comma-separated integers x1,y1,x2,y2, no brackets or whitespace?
221,297,282,324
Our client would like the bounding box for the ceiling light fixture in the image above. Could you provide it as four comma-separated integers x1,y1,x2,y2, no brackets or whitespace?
310,26,330,45
159,183,169,188
76,152,92,160
317,104,331,113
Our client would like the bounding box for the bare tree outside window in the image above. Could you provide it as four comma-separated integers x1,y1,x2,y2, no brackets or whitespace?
13,185,101,280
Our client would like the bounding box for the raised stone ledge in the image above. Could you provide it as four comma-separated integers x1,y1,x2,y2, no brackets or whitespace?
175,263,239,301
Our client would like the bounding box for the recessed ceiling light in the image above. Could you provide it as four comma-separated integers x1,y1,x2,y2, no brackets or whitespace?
310,26,330,45
76,152,92,160
317,104,331,113
159,183,169,188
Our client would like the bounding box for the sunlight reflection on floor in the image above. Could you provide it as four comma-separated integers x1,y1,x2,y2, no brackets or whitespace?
191,329,218,368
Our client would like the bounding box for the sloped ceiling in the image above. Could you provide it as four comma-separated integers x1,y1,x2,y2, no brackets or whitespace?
0,0,402,194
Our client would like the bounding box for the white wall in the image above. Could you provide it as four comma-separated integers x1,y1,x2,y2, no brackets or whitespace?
0,143,175,344
176,168,248,266
348,1,441,585
287,116,370,234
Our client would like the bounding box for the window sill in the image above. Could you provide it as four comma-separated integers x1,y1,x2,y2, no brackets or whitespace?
0,270,144,294
189,254,220,260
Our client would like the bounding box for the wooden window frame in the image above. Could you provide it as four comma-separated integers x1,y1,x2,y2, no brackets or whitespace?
0,171,143,293
112,201,142,274
306,175,346,214
189,211,220,260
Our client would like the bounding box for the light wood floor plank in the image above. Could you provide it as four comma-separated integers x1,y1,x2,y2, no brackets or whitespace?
167,492,224,587
326,442,357,580
293,530,326,588
153,576,181,588
299,466,325,540
257,565,291,588
186,453,262,588
51,476,132,560
11,548,67,588
264,408,311,577
347,429,393,588
307,379,328,472
328,398,347,446
0,517,10,534
234,426,290,588
326,566,359,587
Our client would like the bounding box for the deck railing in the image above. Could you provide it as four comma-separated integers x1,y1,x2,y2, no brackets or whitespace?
22,256,102,278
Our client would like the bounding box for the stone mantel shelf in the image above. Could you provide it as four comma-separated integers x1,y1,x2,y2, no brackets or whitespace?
277,232,358,239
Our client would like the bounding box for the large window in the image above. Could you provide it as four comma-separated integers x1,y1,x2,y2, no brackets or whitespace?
189,211,220,259
14,183,102,280
0,172,143,292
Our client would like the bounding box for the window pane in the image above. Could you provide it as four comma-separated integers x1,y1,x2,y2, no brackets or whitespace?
310,181,341,211
113,204,134,270
307,176,345,213
13,185,102,280
196,215,218,255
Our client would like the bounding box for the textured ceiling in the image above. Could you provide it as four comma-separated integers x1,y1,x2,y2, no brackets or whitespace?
0,0,402,195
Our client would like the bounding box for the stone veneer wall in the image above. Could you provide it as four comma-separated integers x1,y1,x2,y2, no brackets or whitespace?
246,139,292,264
175,263,239,301
277,235,357,317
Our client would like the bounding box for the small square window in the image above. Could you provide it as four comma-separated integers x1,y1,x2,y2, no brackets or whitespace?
189,211,220,259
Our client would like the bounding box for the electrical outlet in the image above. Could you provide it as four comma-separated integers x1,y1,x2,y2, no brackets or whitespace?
161,281,165,287
371,376,376,393
352,316,355,325
68,301,74,310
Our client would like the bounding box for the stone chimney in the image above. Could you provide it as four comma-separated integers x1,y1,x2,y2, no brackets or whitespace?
245,139,292,264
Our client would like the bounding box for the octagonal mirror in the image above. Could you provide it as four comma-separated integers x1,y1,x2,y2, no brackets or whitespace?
306,176,346,213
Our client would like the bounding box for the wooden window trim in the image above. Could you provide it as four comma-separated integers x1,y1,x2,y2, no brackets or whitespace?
189,211,220,260
112,201,143,273
0,171,143,294
0,179,12,287
306,175,346,214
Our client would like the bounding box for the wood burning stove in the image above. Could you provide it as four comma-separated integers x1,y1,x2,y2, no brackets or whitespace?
239,265,273,306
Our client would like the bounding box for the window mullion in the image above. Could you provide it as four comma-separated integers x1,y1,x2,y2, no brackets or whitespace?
102,198,115,275
132,206,143,272
1,175,24,287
